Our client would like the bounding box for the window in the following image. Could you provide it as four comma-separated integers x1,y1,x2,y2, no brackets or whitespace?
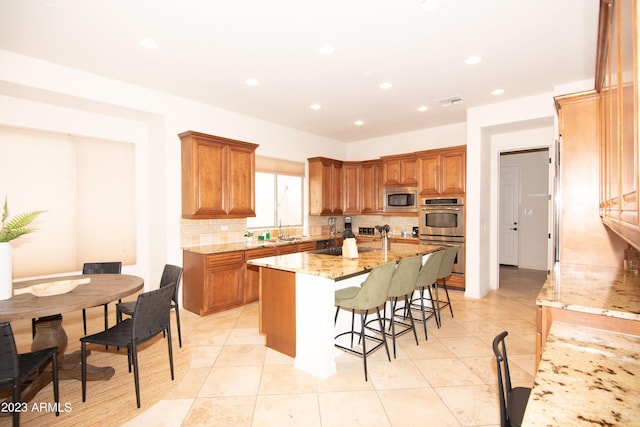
0,126,136,278
247,172,303,229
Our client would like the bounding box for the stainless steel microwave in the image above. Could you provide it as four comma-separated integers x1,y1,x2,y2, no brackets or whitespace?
383,187,418,213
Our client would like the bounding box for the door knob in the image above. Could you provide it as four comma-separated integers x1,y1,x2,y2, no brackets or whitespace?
510,227,518,231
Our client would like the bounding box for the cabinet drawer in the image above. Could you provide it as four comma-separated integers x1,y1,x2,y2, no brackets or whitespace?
276,244,299,255
206,251,245,267
246,247,277,260
297,242,317,252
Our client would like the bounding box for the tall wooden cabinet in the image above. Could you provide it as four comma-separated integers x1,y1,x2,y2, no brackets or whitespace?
596,0,640,250
179,131,258,219
308,157,343,216
342,162,361,214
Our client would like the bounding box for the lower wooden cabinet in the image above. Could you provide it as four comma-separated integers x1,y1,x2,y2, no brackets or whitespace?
183,241,319,316
183,250,246,316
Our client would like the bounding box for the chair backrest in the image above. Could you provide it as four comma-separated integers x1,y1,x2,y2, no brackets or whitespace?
131,284,175,343
0,322,19,383
437,246,457,279
159,264,183,303
492,330,513,427
388,255,423,298
350,261,397,310
416,250,444,288
83,262,122,275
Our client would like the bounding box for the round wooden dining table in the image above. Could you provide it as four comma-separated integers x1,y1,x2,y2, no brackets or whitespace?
0,274,143,402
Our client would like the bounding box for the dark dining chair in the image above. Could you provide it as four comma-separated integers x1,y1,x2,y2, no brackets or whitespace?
116,264,183,347
0,322,60,426
492,331,531,427
81,261,123,334
80,284,175,408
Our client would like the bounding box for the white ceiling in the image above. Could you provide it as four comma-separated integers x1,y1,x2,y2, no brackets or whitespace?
0,0,599,142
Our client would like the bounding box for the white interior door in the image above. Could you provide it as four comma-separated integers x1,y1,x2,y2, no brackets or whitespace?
500,165,520,266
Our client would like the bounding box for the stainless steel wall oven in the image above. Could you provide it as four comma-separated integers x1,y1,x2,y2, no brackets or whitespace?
420,197,465,275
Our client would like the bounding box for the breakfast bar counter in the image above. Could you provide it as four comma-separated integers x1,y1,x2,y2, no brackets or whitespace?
248,242,443,378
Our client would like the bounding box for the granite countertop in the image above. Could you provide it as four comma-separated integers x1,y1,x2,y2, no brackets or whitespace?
246,242,443,281
536,263,640,321
522,322,640,426
183,234,337,255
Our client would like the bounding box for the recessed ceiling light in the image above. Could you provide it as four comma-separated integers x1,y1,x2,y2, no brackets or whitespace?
417,106,428,112
139,38,158,49
421,0,441,12
491,88,505,95
310,103,322,110
379,82,392,90
245,78,259,86
465,55,482,65
354,120,364,126
319,44,335,55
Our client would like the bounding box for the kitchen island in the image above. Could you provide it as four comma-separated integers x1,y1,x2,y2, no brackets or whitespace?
247,242,443,378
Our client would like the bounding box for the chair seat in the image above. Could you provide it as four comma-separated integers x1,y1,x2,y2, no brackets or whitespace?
508,386,531,427
335,286,361,306
117,301,136,316
80,319,134,348
17,347,58,381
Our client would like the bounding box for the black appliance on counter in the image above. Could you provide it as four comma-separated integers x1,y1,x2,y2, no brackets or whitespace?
343,216,355,239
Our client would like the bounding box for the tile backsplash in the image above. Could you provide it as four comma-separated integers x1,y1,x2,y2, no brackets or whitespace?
180,215,419,247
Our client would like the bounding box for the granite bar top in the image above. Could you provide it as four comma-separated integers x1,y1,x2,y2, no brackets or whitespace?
183,234,337,255
247,242,443,281
522,322,640,426
536,263,640,321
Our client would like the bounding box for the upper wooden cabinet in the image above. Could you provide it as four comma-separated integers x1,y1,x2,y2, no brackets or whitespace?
360,160,384,214
595,0,639,249
342,162,361,215
180,131,258,219
308,157,343,216
417,146,466,196
381,154,418,186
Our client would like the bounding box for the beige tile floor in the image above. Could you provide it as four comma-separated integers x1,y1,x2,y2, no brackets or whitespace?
119,266,545,427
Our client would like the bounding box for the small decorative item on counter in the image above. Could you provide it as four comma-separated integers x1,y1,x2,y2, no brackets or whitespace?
342,238,359,258
244,231,253,242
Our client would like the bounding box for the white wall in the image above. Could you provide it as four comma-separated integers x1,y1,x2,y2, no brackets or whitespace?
0,49,347,288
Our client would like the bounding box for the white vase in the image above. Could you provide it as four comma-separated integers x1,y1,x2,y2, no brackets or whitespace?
0,242,12,300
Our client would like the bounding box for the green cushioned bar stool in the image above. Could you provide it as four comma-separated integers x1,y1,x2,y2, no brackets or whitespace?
410,250,444,340
334,260,396,381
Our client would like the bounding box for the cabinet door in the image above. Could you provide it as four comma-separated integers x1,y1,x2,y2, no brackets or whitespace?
418,154,440,196
331,162,343,215
343,162,361,214
245,247,276,303
308,157,343,216
440,150,466,195
382,155,418,186
181,136,226,218
204,252,245,313
227,143,256,217
361,160,384,213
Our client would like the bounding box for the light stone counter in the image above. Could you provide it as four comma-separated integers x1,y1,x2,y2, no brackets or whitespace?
183,234,336,254
247,242,443,280
523,322,640,426
537,263,640,321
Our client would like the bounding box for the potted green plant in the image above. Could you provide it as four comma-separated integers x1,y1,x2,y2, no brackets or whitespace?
0,196,45,300
244,231,254,242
